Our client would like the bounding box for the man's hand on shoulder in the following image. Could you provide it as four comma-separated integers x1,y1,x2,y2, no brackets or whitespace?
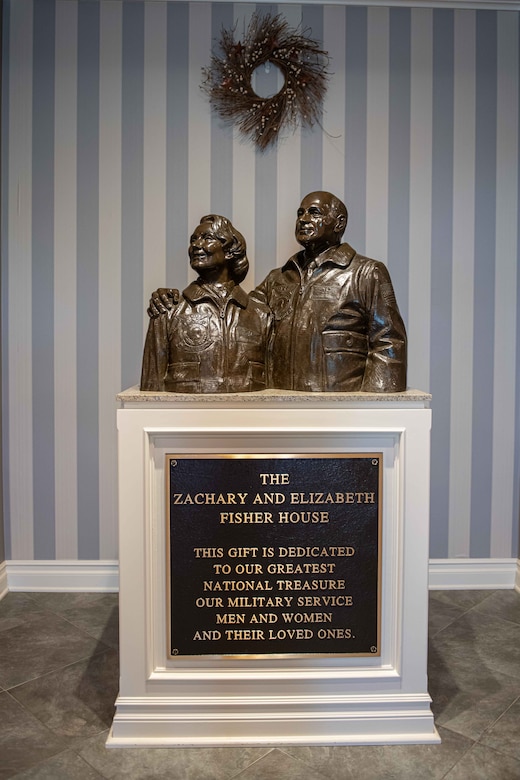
147,288,179,318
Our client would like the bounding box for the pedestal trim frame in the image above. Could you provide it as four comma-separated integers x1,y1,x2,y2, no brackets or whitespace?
109,393,438,746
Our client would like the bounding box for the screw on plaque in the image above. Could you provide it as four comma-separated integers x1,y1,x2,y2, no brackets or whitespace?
372,459,378,466
172,648,179,655
370,646,377,653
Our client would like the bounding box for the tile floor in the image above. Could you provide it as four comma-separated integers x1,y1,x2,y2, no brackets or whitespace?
1,589,519,779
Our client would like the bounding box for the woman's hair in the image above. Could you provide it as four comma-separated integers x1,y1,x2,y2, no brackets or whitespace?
198,214,249,284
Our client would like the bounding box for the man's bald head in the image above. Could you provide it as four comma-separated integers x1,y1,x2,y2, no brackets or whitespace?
295,191,348,254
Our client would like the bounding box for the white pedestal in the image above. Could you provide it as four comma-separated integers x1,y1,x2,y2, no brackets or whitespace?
108,388,439,747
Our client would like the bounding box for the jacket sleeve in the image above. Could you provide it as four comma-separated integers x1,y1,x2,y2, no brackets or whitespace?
140,312,170,391
360,261,407,393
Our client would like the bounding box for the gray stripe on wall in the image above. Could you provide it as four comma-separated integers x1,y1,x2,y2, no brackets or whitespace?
300,5,323,195
32,0,55,559
470,11,497,558
121,1,144,391
254,143,278,281
515,168,520,556
511,129,520,558
515,65,520,557
344,6,367,253
0,0,4,564
1,0,10,559
210,3,234,218
387,8,410,326
430,10,454,558
166,1,189,287
76,0,100,560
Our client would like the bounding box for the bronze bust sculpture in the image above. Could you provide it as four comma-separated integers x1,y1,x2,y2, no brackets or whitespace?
145,193,407,393
140,215,271,393
252,192,407,392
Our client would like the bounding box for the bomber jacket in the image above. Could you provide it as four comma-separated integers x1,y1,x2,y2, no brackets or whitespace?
252,242,407,392
140,280,271,393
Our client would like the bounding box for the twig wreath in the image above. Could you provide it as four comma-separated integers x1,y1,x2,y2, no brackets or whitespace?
201,13,330,151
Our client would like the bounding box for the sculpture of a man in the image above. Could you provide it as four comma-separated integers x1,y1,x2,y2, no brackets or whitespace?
140,215,271,393
148,193,407,393
251,191,407,392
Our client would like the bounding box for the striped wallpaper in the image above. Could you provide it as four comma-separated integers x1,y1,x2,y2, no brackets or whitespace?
2,0,519,563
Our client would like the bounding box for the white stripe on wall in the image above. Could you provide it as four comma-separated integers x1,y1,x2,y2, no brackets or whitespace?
54,0,78,559
322,5,346,203
143,0,167,311
98,0,122,559
232,3,256,291
491,11,519,557
448,10,475,558
365,7,389,262
232,132,257,291
8,0,34,559
408,8,433,391
188,1,212,280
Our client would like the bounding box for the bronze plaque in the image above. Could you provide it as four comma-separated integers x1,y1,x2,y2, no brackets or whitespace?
167,454,382,658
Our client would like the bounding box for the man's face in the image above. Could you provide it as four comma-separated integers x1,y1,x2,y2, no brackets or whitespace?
295,194,338,250
189,222,229,275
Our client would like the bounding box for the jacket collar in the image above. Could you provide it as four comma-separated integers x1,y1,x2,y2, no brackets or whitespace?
183,280,249,309
284,242,356,272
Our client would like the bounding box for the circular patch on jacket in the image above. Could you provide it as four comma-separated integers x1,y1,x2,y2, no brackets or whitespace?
179,316,212,350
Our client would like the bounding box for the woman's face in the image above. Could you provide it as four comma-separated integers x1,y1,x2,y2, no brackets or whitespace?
188,222,229,277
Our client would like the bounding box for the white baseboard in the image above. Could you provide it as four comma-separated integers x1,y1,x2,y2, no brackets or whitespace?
428,558,518,590
2,558,518,593
0,561,8,600
5,559,119,592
